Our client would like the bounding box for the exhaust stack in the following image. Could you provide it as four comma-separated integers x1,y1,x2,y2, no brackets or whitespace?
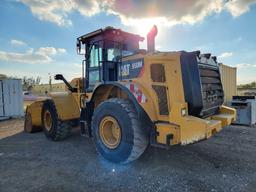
147,25,158,52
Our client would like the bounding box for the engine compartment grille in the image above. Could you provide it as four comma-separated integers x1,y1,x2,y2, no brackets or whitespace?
180,51,224,118
152,85,169,115
199,64,224,117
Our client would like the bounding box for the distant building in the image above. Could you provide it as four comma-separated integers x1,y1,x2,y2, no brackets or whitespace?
0,78,23,119
219,64,237,103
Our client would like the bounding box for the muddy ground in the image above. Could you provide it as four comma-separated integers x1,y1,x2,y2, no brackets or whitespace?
0,118,256,192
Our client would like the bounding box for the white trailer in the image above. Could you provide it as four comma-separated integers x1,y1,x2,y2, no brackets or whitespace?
0,79,23,120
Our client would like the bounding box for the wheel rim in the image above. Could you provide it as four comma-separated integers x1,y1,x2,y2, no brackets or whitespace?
99,116,121,149
44,110,52,131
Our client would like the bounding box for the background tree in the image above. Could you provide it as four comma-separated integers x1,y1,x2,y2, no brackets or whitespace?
22,76,41,91
238,81,256,89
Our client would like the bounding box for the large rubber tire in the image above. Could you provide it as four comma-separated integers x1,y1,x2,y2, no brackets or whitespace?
92,98,149,164
41,100,71,141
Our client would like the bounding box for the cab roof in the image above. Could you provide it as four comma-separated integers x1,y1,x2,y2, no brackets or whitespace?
77,26,144,44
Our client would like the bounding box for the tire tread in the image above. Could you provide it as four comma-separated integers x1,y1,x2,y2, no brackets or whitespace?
92,98,148,163
42,100,71,141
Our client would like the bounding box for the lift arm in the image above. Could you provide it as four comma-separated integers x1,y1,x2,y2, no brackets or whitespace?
54,74,77,92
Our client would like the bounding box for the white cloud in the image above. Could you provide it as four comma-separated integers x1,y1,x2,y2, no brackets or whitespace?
36,47,66,56
26,48,34,54
19,0,256,27
109,0,256,27
107,0,224,26
20,0,73,26
19,0,101,26
236,63,256,68
36,47,57,56
57,48,67,54
0,47,66,64
225,0,256,17
219,52,233,59
10,39,26,46
0,50,52,64
73,0,102,17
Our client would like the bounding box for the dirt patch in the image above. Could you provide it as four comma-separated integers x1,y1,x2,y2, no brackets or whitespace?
0,119,24,139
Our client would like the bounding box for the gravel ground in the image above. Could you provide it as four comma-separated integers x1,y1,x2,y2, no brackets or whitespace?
0,118,256,192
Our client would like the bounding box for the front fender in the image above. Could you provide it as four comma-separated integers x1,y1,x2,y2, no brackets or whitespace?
49,92,80,121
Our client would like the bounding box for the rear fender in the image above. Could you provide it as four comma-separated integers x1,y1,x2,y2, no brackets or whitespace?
85,82,155,134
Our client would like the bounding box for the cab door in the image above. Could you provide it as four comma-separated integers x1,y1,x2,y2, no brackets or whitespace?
86,43,102,91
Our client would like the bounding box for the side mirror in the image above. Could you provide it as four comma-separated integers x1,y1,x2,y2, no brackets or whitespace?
76,40,81,54
54,74,64,80
77,40,86,55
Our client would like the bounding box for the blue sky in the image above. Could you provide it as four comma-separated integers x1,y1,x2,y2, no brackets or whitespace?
0,0,256,84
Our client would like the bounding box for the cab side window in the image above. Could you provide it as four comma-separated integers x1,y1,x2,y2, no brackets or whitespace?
88,44,102,90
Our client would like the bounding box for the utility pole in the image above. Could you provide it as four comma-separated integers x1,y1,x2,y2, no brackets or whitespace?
48,73,52,92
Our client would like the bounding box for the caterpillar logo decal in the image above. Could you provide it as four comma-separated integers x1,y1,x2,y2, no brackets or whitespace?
124,83,147,103
119,59,144,79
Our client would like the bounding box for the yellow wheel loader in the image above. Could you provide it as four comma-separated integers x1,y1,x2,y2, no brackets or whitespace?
25,26,236,163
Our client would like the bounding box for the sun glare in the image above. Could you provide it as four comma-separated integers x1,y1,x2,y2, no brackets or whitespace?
134,20,155,37
128,18,165,50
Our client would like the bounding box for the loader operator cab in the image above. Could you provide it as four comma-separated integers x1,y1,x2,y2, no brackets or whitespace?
76,27,144,92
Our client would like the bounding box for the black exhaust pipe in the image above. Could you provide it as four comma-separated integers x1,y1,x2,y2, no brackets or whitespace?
147,25,158,52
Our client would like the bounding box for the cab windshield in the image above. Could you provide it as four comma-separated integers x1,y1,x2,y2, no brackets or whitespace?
105,40,134,62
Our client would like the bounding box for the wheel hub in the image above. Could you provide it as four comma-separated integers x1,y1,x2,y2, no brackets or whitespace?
99,116,121,149
44,111,52,131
